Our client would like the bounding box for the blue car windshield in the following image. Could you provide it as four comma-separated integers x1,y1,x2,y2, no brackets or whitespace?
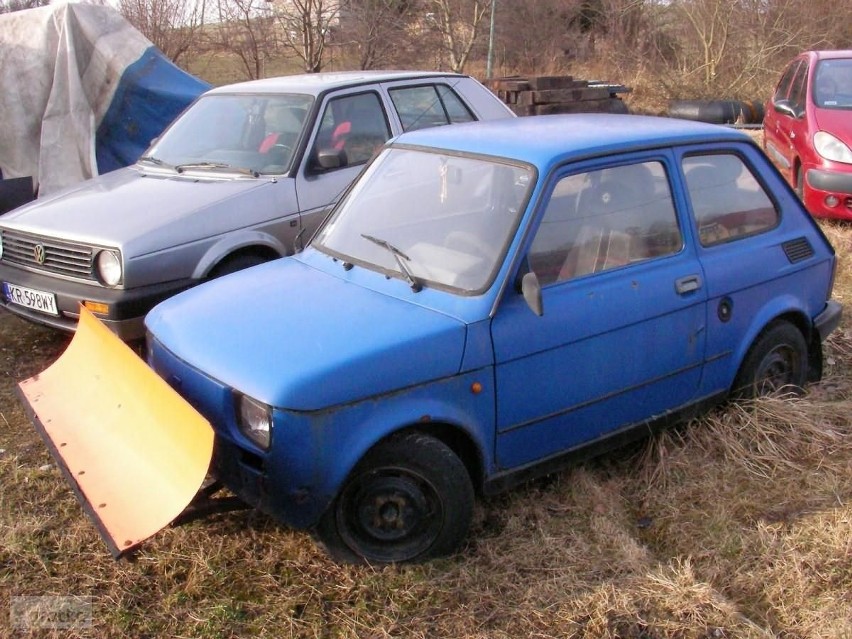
144,93,314,175
314,147,533,294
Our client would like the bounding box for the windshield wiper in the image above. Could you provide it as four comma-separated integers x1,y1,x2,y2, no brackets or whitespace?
360,234,422,292
138,155,171,168
175,162,259,177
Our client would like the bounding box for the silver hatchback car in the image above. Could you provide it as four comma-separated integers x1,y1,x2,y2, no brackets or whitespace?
0,71,514,340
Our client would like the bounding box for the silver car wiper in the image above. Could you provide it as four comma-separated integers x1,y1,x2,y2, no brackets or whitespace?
175,162,259,177
360,234,423,292
138,155,172,168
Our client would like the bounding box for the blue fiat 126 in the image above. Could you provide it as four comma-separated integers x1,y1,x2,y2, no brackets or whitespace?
22,114,842,563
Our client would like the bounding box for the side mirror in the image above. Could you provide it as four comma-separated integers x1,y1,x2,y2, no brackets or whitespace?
521,271,543,316
315,148,347,171
773,99,802,119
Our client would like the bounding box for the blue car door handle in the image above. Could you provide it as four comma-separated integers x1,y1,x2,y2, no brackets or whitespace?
675,275,702,295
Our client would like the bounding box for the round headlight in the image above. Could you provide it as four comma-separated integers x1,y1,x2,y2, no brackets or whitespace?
95,249,122,286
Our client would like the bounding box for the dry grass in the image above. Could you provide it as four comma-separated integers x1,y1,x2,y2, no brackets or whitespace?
2,222,852,638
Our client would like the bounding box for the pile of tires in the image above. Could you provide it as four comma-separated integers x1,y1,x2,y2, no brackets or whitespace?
668,99,765,125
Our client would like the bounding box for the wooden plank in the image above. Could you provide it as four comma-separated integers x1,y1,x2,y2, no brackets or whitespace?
588,82,633,95
510,104,536,116
533,100,624,115
517,91,535,106
531,87,613,104
489,78,530,92
528,75,576,90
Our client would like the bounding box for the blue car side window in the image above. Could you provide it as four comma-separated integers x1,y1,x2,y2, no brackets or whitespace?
528,161,681,285
683,154,779,247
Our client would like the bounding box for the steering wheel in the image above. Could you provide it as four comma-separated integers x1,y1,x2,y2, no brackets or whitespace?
270,143,292,156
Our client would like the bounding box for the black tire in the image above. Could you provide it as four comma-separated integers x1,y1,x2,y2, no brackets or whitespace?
733,321,808,398
669,99,764,125
315,432,474,564
668,100,741,124
208,254,267,279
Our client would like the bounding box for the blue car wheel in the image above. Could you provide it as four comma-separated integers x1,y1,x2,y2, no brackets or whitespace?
315,432,474,564
734,321,808,397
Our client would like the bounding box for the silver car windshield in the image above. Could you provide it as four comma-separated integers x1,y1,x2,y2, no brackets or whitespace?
145,94,314,175
315,147,532,294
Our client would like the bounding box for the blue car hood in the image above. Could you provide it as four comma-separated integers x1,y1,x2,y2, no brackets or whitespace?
146,258,468,411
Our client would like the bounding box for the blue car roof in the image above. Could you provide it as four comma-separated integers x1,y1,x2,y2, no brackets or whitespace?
393,113,752,168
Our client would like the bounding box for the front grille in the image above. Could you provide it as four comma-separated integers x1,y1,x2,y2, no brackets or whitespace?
1,229,94,280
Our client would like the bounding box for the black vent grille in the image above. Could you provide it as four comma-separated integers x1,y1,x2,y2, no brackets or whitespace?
1,229,94,280
782,237,814,264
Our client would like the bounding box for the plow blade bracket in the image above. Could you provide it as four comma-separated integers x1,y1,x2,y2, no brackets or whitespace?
17,307,214,558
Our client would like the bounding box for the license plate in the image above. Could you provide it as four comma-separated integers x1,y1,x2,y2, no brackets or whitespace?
3,282,59,316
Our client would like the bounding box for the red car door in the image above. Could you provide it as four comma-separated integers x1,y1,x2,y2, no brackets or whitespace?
765,57,811,192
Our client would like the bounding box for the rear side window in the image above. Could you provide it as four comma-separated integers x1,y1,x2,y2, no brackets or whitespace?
774,60,801,101
389,84,476,132
683,154,779,247
529,160,682,285
788,61,810,112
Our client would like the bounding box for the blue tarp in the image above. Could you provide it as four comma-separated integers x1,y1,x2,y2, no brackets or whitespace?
96,47,210,174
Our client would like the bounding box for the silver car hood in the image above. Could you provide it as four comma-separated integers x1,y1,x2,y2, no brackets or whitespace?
0,166,277,257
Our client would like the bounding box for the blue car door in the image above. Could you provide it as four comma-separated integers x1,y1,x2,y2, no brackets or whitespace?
491,156,708,469
680,147,802,394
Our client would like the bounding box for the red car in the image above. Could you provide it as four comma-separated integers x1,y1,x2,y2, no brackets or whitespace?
764,50,852,219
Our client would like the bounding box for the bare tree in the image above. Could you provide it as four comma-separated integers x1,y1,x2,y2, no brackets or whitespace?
491,0,585,75
342,0,416,70
118,0,207,64
676,0,735,90
210,0,278,79
427,0,489,73
654,0,852,99
0,0,49,13
274,0,342,73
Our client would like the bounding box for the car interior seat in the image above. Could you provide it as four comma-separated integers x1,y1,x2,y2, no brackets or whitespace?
341,103,390,165
558,163,654,280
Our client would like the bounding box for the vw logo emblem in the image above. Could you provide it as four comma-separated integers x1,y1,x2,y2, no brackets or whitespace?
34,244,46,265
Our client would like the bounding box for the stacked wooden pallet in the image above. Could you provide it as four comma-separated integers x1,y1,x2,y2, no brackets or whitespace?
488,75,631,116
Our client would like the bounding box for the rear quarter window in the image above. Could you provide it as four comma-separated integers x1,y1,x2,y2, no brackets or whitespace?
774,60,801,101
683,154,779,247
389,84,476,132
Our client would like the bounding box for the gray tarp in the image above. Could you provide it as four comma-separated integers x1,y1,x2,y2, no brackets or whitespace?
0,3,207,197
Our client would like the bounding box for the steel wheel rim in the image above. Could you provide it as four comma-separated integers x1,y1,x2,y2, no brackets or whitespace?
755,343,800,394
336,468,444,562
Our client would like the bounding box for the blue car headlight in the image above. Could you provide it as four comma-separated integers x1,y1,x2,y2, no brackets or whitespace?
236,394,272,450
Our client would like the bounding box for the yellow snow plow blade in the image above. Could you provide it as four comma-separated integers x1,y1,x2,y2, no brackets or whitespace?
17,307,214,557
